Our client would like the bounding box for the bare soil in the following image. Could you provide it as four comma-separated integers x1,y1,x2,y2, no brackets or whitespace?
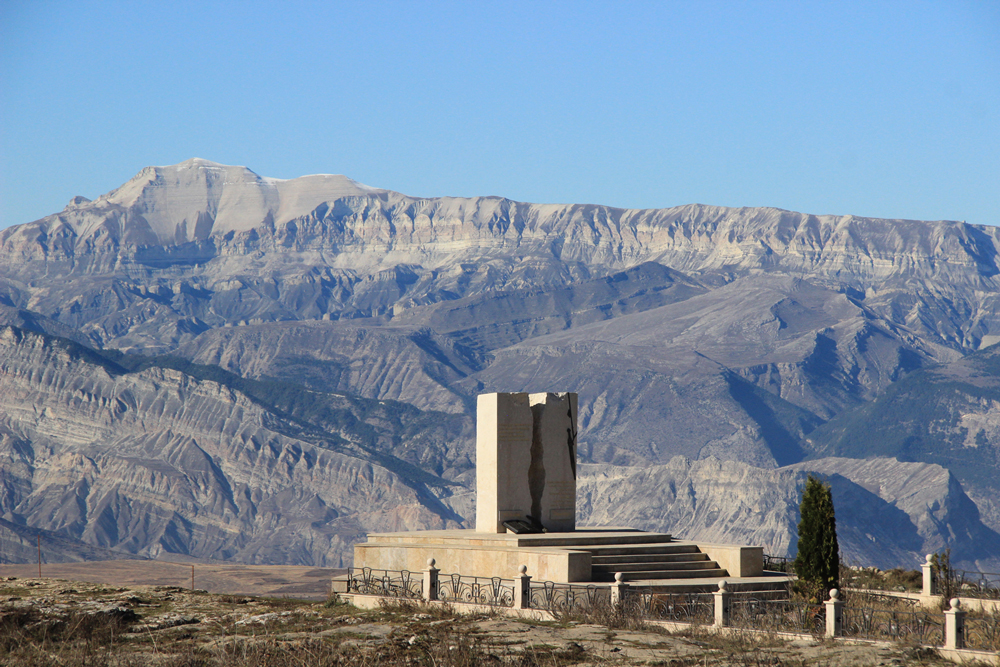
0,559,342,600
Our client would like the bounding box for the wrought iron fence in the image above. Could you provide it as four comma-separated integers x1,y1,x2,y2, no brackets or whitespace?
731,597,823,634
731,589,794,601
843,590,920,609
529,581,611,613
347,567,422,599
965,612,1000,652
624,590,715,624
438,573,515,607
341,565,978,654
841,606,942,645
763,554,794,573
952,570,1000,601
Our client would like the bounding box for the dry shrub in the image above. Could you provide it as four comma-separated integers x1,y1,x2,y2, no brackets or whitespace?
207,634,590,667
548,596,649,631
0,604,138,652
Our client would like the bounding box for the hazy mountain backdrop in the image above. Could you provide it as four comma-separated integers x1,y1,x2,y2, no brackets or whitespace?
2,158,999,570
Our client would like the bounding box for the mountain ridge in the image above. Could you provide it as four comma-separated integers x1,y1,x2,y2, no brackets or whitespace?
3,159,1000,570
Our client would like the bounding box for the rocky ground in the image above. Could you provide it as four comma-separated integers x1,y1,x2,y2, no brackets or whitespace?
0,560,342,600
0,576,955,666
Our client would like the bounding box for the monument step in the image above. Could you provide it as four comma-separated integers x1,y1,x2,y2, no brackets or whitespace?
557,542,696,556
591,553,711,565
510,533,675,548
592,560,722,573
361,530,673,549
592,568,729,582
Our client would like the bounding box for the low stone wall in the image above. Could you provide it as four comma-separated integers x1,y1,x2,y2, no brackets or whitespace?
919,594,1000,613
354,542,592,583
698,544,764,577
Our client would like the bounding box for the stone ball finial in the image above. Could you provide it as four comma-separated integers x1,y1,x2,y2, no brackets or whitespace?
518,564,527,575
829,589,840,601
718,580,728,592
614,572,624,582
950,598,961,610
427,558,436,568
925,554,934,565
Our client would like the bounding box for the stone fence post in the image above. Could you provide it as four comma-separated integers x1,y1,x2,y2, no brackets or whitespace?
610,572,628,608
514,565,532,609
922,554,935,597
423,558,439,602
825,589,843,638
714,580,731,627
945,598,966,650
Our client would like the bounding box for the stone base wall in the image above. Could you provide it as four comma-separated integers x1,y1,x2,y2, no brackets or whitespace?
697,544,764,577
354,542,592,583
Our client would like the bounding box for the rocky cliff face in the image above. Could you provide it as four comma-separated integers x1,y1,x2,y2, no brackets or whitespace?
3,159,1000,569
578,456,1000,570
0,326,465,565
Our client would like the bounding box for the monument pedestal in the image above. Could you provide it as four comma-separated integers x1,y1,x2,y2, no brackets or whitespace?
353,527,765,584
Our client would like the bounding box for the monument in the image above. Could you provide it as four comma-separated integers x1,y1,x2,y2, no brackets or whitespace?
476,392,578,533
352,391,763,584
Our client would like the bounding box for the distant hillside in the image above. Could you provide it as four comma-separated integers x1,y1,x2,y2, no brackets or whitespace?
0,517,142,564
805,344,1000,534
0,325,470,565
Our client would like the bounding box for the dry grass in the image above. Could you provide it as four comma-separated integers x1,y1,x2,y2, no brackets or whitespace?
841,564,923,593
0,578,607,667
547,596,651,631
0,576,964,667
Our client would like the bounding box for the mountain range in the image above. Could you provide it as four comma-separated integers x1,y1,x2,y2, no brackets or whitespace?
2,158,999,571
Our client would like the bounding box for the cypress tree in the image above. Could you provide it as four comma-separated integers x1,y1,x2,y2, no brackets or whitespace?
793,474,839,601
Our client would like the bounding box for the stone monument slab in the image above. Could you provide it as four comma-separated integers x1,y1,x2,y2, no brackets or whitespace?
476,392,578,533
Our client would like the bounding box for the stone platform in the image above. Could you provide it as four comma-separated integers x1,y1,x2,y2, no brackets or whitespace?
353,528,766,585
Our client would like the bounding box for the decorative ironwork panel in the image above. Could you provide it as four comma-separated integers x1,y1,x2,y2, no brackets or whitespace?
763,554,793,574
623,590,715,624
438,573,514,607
965,613,1000,652
529,582,611,613
953,570,1000,601
842,607,943,645
845,591,919,609
730,589,794,602
731,598,824,634
347,567,422,599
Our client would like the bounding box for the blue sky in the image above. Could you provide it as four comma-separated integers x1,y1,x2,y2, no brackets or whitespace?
1,0,998,229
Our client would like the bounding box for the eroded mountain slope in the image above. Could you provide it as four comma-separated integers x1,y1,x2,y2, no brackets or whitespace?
805,344,1000,499
577,456,1000,570
4,159,1000,568
0,326,466,565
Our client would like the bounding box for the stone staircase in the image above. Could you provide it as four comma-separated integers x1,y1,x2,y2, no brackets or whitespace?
577,542,728,582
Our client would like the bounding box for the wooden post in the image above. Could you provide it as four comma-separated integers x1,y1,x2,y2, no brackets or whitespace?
191,564,194,591
37,535,41,578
